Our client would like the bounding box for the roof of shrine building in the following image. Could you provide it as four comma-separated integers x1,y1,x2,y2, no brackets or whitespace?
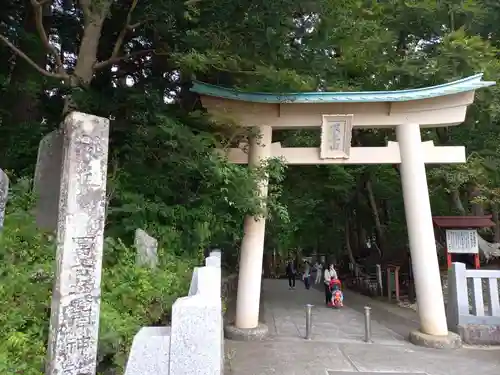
433,215,495,229
191,74,495,103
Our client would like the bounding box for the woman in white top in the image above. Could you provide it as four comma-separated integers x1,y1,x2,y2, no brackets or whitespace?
323,263,338,304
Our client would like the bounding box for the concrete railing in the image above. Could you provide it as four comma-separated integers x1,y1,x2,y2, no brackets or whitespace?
446,262,500,344
124,250,224,375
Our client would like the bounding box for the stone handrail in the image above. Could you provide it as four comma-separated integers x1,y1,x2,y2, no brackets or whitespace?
125,251,224,375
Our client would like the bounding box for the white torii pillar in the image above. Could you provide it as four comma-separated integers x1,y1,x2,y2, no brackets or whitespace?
235,125,272,329
397,123,448,336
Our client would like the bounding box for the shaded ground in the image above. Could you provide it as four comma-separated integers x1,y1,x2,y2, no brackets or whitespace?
225,278,500,375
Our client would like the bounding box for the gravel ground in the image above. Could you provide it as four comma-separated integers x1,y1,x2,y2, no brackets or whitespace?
398,274,500,313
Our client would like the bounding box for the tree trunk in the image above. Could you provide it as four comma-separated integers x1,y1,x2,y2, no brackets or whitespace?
365,176,386,253
64,6,110,114
468,185,484,216
493,209,500,243
450,189,466,215
352,207,366,254
74,15,108,85
345,214,356,266
382,199,390,225
354,184,366,251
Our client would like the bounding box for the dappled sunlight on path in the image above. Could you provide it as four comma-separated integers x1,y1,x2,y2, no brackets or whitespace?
262,278,405,345
225,279,500,375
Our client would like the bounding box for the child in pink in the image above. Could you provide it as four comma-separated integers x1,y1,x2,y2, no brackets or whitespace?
328,278,344,307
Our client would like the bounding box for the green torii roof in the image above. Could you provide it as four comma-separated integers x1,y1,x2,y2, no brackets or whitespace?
190,74,495,104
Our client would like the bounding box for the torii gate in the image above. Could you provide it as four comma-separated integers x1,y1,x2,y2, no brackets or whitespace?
190,74,495,347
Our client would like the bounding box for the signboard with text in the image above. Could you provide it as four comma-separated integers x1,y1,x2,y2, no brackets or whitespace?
446,229,479,254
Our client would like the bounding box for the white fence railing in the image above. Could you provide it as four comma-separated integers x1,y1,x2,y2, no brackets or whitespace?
446,262,500,328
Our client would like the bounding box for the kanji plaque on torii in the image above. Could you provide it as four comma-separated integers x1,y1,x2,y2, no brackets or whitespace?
320,114,353,159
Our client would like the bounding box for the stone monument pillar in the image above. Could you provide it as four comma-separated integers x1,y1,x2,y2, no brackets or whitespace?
46,112,110,375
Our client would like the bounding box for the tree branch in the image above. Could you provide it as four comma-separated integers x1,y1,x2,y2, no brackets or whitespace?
93,49,153,70
30,0,66,75
97,0,140,70
0,34,68,79
78,0,91,22
128,19,151,30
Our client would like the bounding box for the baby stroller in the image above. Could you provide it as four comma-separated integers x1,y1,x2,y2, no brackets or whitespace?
328,279,344,308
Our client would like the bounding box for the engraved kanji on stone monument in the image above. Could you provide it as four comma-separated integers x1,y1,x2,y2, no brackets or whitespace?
46,112,109,375
320,114,353,159
0,169,9,229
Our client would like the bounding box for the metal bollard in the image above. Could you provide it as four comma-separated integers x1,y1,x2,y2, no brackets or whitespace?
305,304,313,340
364,306,372,343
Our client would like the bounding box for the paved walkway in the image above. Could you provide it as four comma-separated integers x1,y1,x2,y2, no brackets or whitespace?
225,279,500,375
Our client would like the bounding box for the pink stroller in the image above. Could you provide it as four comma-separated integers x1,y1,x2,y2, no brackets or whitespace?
328,279,344,308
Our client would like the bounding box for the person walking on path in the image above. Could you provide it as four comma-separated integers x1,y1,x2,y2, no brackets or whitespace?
314,261,323,284
303,261,311,289
324,263,338,304
286,259,296,289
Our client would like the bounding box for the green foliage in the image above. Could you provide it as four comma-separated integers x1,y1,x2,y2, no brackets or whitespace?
3,0,500,370
0,182,196,374
105,113,261,252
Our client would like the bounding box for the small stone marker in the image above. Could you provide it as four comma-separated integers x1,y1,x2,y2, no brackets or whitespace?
34,129,64,231
0,169,9,229
134,228,158,268
46,112,110,375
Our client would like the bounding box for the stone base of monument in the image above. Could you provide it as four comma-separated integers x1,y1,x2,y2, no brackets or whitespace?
224,323,269,341
408,329,462,349
457,324,500,345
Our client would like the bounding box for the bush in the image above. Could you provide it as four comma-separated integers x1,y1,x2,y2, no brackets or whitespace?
0,179,197,374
